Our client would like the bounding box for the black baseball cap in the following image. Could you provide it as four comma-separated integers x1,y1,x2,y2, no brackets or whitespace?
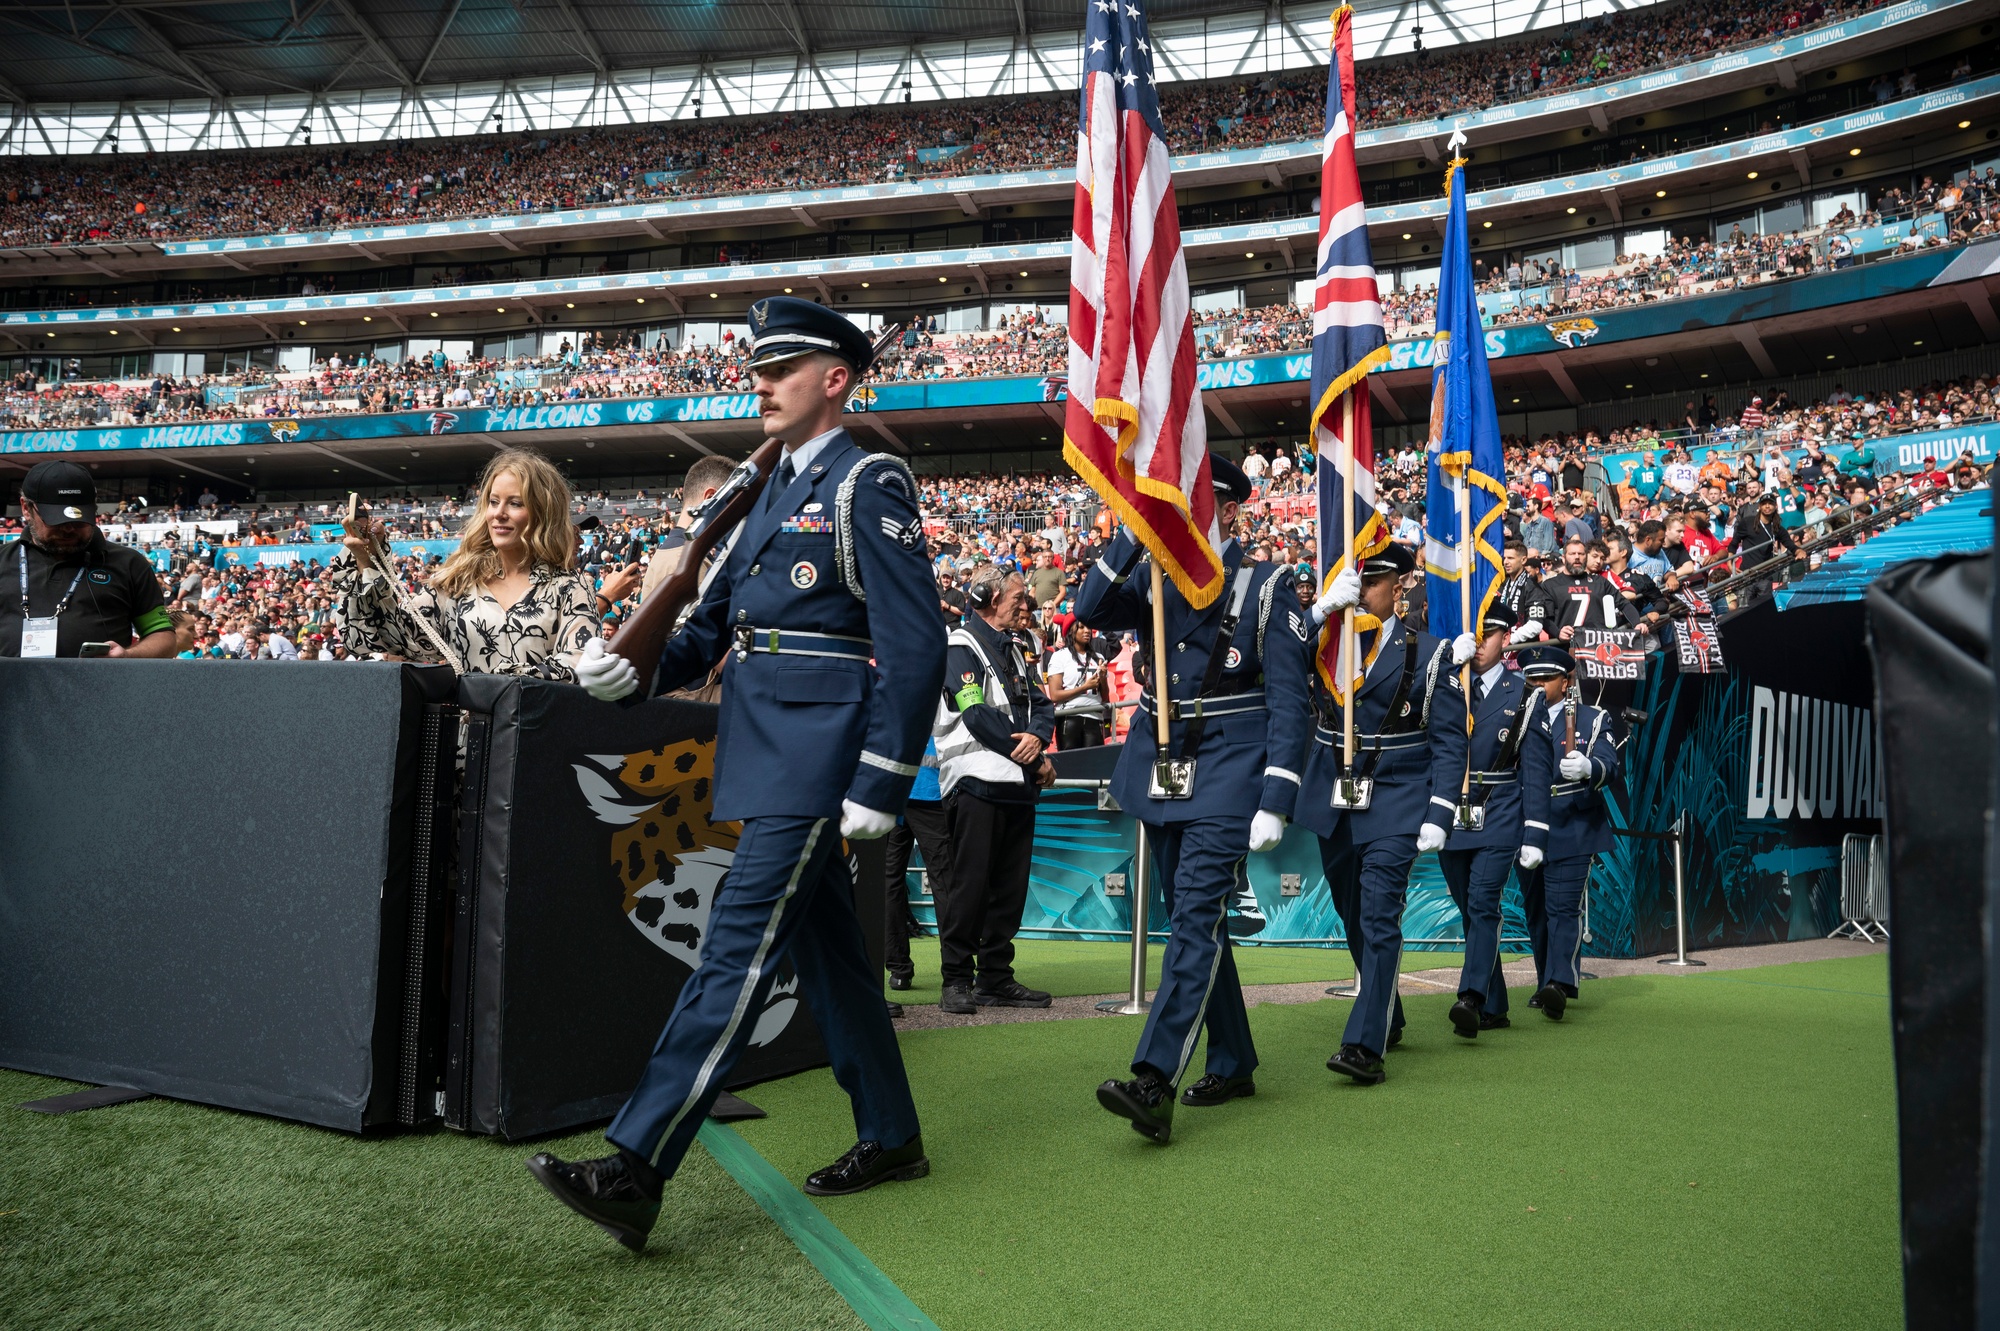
21,460,96,526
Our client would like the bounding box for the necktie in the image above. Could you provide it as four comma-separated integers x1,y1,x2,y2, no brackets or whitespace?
767,456,795,512
1472,674,1487,708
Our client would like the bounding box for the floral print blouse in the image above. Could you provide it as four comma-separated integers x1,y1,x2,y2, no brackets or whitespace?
328,551,598,680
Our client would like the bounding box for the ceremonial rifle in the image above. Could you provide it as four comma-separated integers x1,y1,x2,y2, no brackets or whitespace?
609,438,782,696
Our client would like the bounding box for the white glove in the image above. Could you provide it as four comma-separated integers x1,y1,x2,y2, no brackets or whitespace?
1517,845,1544,870
1510,619,1543,644
1559,750,1591,781
1249,810,1287,853
840,799,896,841
575,637,639,702
1417,822,1447,853
1312,567,1362,624
1451,631,1477,666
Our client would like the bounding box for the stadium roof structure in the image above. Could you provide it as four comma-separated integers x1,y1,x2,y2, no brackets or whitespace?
0,0,1643,151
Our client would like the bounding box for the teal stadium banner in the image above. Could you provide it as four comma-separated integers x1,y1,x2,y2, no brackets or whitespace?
6,244,1988,458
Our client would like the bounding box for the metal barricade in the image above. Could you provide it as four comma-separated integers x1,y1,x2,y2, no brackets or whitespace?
1867,833,1890,937
1046,777,1152,1015
1830,832,1889,942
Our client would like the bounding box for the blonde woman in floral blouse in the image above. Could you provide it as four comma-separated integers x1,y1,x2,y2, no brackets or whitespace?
332,447,598,680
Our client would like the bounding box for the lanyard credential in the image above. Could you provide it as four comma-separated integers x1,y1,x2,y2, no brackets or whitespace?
19,543,88,619
17,543,88,658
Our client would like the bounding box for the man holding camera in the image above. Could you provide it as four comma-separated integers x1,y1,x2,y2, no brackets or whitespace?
2,461,176,660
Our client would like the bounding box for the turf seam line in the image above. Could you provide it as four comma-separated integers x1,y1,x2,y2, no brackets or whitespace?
697,1121,940,1331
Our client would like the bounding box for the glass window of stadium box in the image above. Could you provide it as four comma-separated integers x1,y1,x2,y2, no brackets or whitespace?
942,305,984,333
219,348,276,373
1813,192,1866,227
1762,197,1807,235
277,346,315,373
404,339,473,365
481,333,540,361
988,302,1066,326
150,353,207,378
1621,229,1671,260
1192,287,1245,315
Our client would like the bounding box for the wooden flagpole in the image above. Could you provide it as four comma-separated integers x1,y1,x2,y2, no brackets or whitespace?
1339,393,1358,772
1150,559,1171,754
1458,474,1475,802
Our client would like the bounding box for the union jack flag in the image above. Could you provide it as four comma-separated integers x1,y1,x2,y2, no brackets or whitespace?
1312,5,1392,700
1064,0,1223,608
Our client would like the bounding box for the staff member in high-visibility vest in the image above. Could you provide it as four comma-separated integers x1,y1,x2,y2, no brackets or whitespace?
2,461,176,659
932,564,1057,1015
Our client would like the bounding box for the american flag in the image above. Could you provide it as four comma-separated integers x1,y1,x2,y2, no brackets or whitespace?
1311,5,1393,700
1064,0,1223,609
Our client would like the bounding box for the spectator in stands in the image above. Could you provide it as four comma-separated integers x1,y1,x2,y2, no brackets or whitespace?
332,447,597,677
1045,621,1113,749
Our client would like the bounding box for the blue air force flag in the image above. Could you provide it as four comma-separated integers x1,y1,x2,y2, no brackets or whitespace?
1421,151,1508,642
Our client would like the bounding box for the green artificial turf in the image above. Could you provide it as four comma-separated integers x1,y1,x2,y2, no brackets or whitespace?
889,935,1502,1006
0,954,1900,1331
0,1072,862,1331
746,953,1900,1331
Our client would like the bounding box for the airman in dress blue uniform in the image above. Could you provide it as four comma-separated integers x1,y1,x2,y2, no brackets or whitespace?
1295,543,1471,1085
1515,643,1621,1020
1076,456,1312,1144
528,297,946,1252
1433,601,1548,1039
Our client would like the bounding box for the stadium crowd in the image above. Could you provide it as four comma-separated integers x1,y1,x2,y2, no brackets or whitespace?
0,0,1879,250
2,364,1985,666
11,172,1999,436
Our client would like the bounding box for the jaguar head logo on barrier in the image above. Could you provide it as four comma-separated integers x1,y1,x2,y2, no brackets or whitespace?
570,738,801,1049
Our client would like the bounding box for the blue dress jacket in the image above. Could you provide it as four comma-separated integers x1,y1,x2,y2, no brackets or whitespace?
656,430,946,821
1073,529,1312,825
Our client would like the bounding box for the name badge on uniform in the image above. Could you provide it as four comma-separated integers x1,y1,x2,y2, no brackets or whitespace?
20,616,58,658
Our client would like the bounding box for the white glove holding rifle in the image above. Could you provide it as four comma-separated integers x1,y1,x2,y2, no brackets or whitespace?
576,637,639,702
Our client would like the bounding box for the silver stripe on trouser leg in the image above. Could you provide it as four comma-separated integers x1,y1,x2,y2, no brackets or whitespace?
1170,853,1245,1086
651,818,825,1165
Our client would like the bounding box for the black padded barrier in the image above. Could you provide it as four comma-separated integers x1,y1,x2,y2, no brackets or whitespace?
0,659,455,1132
1867,549,1992,1330
445,676,850,1140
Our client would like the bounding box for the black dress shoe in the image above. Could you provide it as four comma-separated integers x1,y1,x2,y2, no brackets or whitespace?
1479,1013,1511,1030
1527,992,1543,1010
885,1000,904,1019
1326,1044,1386,1085
525,1152,661,1252
1449,997,1482,1040
1180,1073,1255,1107
1386,1025,1404,1050
804,1137,930,1197
974,979,1052,1008
887,973,913,991
939,983,977,1015
1096,1072,1175,1143
1536,983,1567,1020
